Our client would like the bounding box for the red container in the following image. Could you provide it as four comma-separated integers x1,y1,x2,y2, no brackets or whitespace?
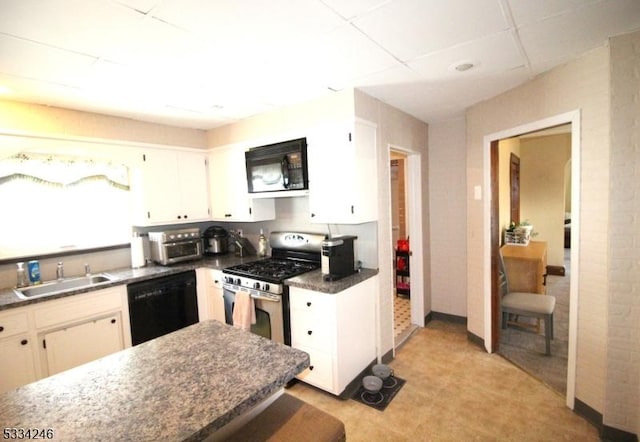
397,239,410,251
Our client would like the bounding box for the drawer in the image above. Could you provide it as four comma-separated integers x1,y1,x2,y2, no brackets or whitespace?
34,286,124,330
0,311,29,338
290,312,334,351
289,289,334,315
295,347,334,392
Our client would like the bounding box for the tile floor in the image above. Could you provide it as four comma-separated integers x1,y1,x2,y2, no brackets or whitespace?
393,294,411,338
287,319,599,441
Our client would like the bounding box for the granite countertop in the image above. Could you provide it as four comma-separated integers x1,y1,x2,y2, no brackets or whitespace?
285,268,378,294
0,254,260,311
0,256,378,311
0,320,309,441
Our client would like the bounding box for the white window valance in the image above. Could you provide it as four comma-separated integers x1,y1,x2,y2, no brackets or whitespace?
0,153,129,190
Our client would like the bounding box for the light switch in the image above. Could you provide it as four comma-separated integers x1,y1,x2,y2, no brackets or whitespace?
474,185,482,200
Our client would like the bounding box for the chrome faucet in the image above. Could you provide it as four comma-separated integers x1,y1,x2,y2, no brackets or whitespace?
84,263,91,276
56,262,64,281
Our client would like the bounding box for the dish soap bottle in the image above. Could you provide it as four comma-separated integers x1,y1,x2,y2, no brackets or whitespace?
258,229,267,257
16,262,28,288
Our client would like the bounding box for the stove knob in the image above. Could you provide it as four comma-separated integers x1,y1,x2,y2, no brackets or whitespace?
254,282,260,289
224,276,230,284
235,278,242,285
264,283,270,292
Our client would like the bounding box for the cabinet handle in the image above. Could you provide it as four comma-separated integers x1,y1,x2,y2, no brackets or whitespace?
111,318,117,324
307,330,313,335
184,214,188,219
21,339,28,346
306,302,311,307
311,213,316,218
309,365,314,371
0,326,4,332
225,214,232,218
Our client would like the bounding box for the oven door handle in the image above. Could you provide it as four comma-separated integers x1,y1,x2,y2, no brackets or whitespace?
250,293,280,302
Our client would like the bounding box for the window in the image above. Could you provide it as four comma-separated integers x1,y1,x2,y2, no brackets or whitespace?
0,153,131,259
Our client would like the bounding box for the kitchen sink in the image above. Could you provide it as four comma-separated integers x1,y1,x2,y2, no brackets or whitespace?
14,274,119,299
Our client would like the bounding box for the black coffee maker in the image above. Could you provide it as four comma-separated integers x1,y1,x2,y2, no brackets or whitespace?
321,235,357,281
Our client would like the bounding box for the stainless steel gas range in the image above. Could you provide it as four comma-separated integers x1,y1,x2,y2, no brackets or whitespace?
222,232,326,345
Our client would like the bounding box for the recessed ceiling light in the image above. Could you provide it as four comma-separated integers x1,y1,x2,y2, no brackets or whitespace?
448,60,477,73
455,62,475,72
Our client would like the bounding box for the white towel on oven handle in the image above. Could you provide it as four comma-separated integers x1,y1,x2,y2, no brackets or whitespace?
232,289,256,331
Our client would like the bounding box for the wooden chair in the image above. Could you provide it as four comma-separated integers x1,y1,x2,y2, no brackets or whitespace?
499,252,556,355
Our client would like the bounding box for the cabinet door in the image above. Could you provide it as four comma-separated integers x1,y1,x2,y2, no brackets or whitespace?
177,151,210,222
308,120,377,224
0,335,37,393
137,149,181,224
209,146,275,222
205,269,225,323
43,314,124,376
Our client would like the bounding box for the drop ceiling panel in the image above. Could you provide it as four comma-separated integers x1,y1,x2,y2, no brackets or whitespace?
351,0,509,62
320,0,391,20
407,31,524,80
0,0,141,58
0,34,95,86
518,0,640,70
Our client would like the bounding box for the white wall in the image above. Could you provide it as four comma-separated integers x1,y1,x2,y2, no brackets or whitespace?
428,118,467,317
466,46,610,414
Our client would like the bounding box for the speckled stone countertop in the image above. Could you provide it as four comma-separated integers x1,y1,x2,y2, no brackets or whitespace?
0,320,309,441
285,268,378,294
0,254,258,311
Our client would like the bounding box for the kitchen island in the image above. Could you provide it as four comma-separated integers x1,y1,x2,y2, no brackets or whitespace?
0,320,309,441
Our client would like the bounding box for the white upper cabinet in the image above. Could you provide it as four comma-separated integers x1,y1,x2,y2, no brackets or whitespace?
208,145,275,222
307,119,378,224
131,149,210,226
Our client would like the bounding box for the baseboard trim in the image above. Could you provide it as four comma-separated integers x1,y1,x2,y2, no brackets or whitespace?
428,311,467,325
574,397,638,441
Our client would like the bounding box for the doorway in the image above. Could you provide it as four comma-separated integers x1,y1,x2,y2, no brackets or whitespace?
390,149,420,349
496,127,572,395
483,110,581,408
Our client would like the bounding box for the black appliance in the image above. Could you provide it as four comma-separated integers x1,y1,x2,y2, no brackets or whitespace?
222,232,325,345
127,270,199,346
245,138,308,194
321,235,358,281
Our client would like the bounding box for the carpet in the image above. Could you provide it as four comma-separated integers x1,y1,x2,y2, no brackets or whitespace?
351,376,406,411
499,250,570,394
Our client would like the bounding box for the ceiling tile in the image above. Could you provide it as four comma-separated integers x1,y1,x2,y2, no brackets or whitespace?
518,0,640,70
407,31,524,80
320,0,391,20
351,0,509,62
0,34,95,86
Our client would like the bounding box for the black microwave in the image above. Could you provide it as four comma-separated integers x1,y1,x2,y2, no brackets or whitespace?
245,138,308,194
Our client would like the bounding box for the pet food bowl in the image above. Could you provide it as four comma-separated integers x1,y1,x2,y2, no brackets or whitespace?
362,375,383,394
372,364,393,380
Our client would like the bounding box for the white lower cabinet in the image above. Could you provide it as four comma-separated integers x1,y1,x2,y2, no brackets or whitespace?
199,268,225,323
42,313,123,376
289,276,377,396
0,309,37,393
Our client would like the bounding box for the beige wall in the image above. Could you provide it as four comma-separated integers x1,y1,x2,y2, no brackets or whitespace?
607,30,640,435
0,99,207,148
467,45,610,414
354,89,429,356
520,134,571,267
429,118,466,317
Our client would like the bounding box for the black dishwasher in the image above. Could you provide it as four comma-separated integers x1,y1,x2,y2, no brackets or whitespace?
127,270,199,346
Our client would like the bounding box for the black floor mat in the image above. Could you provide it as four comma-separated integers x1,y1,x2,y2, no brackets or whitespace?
350,376,406,411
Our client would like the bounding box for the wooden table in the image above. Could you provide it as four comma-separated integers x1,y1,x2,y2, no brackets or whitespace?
501,241,547,294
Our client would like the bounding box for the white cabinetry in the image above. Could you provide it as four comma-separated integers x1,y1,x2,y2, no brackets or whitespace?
307,119,377,224
289,276,377,395
205,269,225,323
42,314,123,376
208,145,275,222
131,149,210,226
35,286,128,377
0,309,37,393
